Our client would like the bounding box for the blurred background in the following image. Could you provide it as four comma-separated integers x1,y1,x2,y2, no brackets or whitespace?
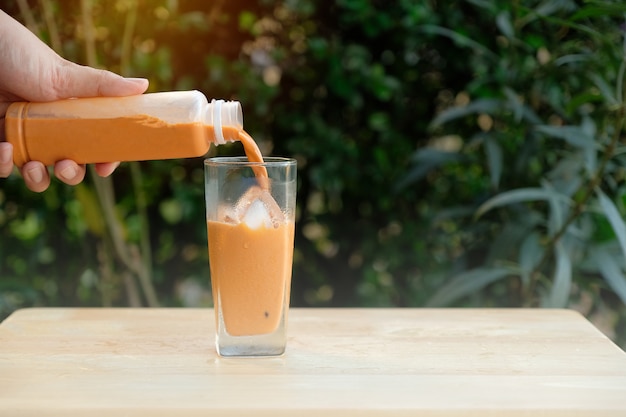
1,0,625,348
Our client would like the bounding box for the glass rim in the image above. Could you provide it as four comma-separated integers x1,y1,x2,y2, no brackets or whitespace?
204,156,296,167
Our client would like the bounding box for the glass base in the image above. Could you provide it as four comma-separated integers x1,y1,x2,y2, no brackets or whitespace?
215,310,287,357
216,334,286,357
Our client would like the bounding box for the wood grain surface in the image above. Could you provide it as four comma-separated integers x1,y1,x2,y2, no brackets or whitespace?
0,308,625,416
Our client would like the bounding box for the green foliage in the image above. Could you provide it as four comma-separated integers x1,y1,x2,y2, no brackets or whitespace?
1,0,625,347
400,0,626,342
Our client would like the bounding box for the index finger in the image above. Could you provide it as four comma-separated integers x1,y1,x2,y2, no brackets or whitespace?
52,61,149,99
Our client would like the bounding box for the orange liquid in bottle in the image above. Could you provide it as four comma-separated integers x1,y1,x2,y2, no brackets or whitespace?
6,114,244,166
5,92,243,167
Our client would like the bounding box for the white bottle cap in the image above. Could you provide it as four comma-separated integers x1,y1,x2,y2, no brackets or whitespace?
208,99,243,144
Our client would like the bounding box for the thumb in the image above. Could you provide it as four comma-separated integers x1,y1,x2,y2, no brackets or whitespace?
52,60,149,99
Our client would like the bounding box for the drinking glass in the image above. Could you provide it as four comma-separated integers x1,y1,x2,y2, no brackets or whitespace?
204,157,296,356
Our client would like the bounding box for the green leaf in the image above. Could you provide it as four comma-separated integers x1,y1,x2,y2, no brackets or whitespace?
546,157,584,197
503,87,523,122
596,189,626,269
534,125,598,150
159,199,184,225
425,267,516,307
582,117,599,175
564,92,604,115
554,53,591,67
519,232,543,288
419,25,497,59
496,11,515,39
543,179,566,237
368,112,390,131
464,0,495,12
476,187,571,218
395,149,464,191
571,3,626,21
9,211,43,241
590,74,619,106
483,135,502,189
238,11,257,33
590,247,626,305
544,241,572,308
430,99,503,128
519,5,603,38
535,0,572,17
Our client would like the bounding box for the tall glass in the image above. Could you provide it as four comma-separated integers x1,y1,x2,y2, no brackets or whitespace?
204,157,296,356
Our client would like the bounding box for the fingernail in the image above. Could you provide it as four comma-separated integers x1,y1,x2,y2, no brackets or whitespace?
26,166,44,184
59,165,78,180
125,77,149,86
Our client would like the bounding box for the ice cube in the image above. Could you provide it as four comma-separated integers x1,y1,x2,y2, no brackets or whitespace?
217,204,239,224
235,186,285,228
242,199,272,229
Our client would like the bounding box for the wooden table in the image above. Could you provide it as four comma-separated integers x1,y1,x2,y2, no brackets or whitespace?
0,308,625,416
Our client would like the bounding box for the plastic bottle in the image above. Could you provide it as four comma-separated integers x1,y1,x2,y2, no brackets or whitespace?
4,90,242,167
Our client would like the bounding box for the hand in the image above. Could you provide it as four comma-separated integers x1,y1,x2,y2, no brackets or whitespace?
0,10,149,192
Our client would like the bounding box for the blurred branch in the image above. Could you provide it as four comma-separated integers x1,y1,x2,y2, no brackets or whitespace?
90,167,159,307
80,0,97,67
39,0,62,52
96,241,114,307
120,0,138,75
130,243,159,307
16,0,41,34
80,0,159,307
123,271,142,307
120,0,158,307
129,162,155,302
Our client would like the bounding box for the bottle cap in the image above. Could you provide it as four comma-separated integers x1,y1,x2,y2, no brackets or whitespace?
208,99,243,144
